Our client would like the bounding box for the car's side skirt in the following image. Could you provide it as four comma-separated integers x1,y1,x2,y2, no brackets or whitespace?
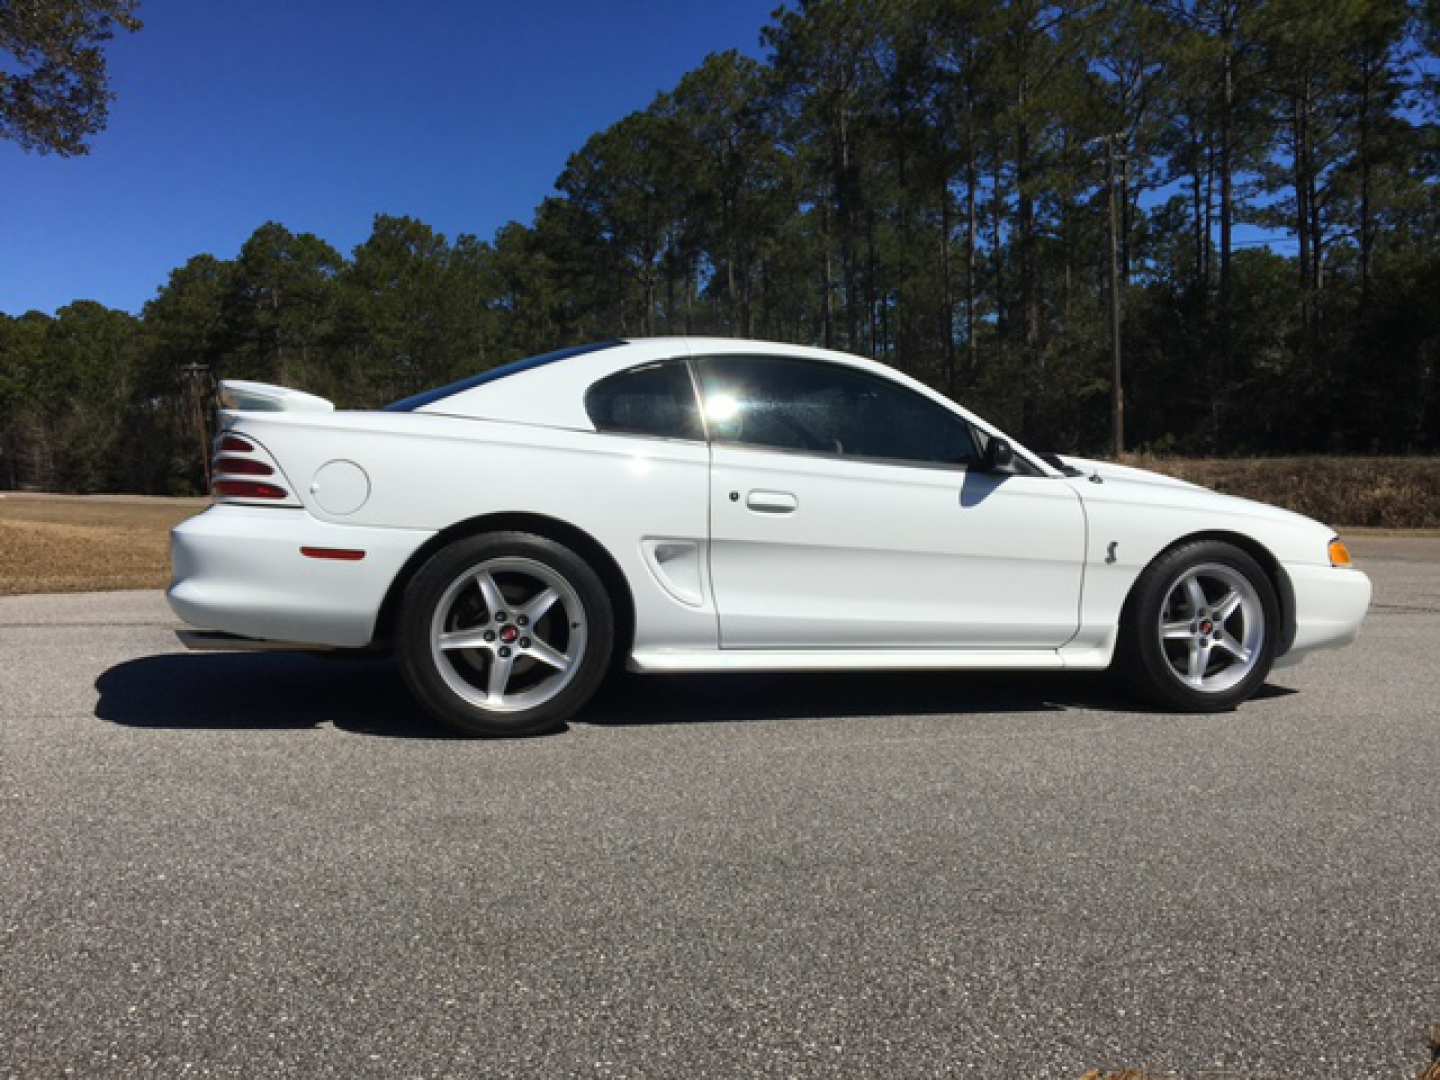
628,647,1113,674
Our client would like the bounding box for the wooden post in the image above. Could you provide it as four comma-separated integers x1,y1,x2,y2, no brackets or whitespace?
182,363,212,490
1106,134,1125,459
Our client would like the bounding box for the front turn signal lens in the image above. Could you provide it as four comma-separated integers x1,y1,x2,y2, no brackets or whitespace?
1328,538,1354,568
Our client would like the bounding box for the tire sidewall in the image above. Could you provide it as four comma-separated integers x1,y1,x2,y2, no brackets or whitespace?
1126,540,1280,712
398,531,614,736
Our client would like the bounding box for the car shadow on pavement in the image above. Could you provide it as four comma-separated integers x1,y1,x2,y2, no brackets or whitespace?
588,668,1124,727
95,652,460,739
586,672,1296,727
96,650,1294,738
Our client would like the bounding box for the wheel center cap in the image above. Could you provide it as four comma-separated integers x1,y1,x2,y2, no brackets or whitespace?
500,625,519,644
1199,620,1213,635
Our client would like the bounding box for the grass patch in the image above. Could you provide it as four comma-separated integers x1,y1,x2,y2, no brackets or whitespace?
1124,456,1440,529
0,494,206,595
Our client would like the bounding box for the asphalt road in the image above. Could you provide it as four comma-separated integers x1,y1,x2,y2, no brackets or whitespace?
3,537,1438,1079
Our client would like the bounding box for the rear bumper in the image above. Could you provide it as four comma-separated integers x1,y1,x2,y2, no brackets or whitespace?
1274,562,1372,668
167,506,433,647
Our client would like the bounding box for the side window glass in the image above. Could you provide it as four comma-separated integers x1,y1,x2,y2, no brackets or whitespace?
695,355,977,467
585,360,703,441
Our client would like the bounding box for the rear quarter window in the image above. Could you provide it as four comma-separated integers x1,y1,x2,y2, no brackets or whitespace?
585,360,704,441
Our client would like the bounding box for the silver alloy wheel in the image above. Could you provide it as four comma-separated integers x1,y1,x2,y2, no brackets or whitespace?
1156,562,1265,693
429,556,588,714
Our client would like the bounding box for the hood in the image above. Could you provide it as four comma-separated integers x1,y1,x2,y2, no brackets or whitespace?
1058,454,1336,541
1055,455,1207,493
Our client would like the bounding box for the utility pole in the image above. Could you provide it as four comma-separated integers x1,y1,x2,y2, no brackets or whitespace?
1104,133,1125,459
180,363,212,489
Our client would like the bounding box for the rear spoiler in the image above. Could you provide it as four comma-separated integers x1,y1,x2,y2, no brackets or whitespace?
218,380,334,414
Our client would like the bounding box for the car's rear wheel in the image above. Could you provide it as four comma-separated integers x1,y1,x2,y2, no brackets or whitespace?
398,532,614,736
1120,540,1279,712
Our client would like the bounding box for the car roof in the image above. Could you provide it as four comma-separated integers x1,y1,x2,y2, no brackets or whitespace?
411,337,932,425
405,336,1051,474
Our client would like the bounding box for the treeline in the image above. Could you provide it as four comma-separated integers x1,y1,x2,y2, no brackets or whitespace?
3,0,1440,495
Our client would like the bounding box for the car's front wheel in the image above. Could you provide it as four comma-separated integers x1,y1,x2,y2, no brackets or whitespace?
397,531,614,736
1121,540,1279,712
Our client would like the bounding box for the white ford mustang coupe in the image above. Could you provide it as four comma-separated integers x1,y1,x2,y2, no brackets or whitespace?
169,337,1371,736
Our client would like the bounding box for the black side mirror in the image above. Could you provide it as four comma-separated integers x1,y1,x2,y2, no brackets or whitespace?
980,437,1014,473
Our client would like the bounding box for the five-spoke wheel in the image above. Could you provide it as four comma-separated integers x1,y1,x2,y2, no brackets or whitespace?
399,532,613,736
431,557,587,714
1156,562,1265,693
1121,540,1279,711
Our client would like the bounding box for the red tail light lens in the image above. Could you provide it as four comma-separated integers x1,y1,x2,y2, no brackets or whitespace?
213,456,273,476
209,431,292,503
213,479,288,500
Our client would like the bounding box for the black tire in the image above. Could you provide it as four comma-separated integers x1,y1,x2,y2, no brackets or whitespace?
397,531,615,736
1118,539,1280,712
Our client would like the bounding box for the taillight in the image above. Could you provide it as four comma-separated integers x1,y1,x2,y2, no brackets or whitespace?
210,431,296,505
213,456,273,476
213,480,288,500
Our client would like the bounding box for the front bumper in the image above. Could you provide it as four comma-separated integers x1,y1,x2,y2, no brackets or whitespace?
1274,562,1372,668
168,505,434,647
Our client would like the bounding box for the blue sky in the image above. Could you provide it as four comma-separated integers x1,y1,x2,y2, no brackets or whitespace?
1,0,778,316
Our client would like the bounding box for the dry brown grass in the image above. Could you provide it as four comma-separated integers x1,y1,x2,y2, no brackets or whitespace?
1124,455,1440,529
0,494,207,595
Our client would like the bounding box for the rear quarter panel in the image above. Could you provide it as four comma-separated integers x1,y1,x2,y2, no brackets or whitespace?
223,410,717,653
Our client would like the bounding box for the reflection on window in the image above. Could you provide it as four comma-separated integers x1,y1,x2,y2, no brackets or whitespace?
696,355,977,467
704,393,741,425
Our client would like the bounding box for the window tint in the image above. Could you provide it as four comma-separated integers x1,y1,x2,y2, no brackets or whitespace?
585,359,704,441
695,354,978,467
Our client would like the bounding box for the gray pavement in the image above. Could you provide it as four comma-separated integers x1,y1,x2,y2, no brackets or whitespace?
2,537,1438,1079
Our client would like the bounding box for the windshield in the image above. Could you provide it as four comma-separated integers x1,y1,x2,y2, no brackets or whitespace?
383,340,623,412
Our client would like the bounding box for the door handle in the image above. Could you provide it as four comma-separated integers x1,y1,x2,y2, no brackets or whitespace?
745,489,798,514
